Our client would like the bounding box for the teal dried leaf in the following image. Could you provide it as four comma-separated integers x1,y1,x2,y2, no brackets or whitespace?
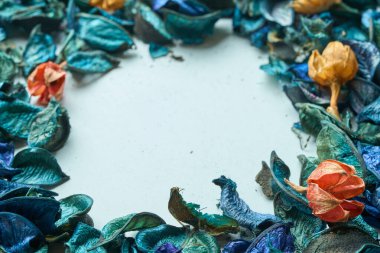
168,187,239,235
149,43,170,59
65,223,107,253
357,244,380,253
67,51,120,74
356,122,380,146
269,151,310,213
0,82,29,102
35,245,48,253
11,148,69,188
161,9,221,44
0,179,57,200
260,57,292,81
56,32,87,63
259,0,294,26
0,96,41,139
55,194,93,232
274,193,326,252
255,161,275,199
22,26,56,76
89,212,165,249
0,51,17,83
297,155,318,187
348,216,378,240
316,121,366,179
304,225,378,253
300,16,331,48
357,96,380,125
348,78,380,115
213,175,280,232
0,27,6,42
134,3,172,44
0,212,45,253
76,13,134,52
28,99,70,151
121,238,140,253
135,224,220,253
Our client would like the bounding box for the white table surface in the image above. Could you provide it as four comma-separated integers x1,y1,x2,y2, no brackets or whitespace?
54,19,316,229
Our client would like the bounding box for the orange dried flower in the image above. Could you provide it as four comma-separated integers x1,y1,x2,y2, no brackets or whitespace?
293,0,341,14
286,160,365,223
308,41,358,119
89,0,125,11
27,61,66,106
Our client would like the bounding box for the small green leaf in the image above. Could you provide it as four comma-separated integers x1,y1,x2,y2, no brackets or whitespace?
67,51,120,74
28,99,70,151
0,96,41,139
11,148,69,188
55,194,93,232
89,212,165,249
65,223,106,253
168,187,239,235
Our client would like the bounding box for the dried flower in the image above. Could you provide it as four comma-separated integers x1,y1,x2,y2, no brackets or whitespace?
285,160,365,223
293,0,341,14
308,41,358,119
27,61,66,106
89,0,125,11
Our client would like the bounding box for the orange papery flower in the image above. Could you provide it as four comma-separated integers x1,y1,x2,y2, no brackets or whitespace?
27,61,66,106
293,0,341,14
286,160,365,223
89,0,125,11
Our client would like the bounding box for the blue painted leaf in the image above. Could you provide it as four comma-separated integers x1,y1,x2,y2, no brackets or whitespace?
0,212,45,253
0,96,41,139
342,40,380,80
245,223,295,253
288,63,312,83
222,240,250,253
149,43,170,59
0,51,18,82
259,0,294,26
0,179,57,200
357,96,380,125
67,51,120,74
358,143,380,180
11,148,69,188
76,13,134,52
0,197,60,234
135,224,219,253
160,9,222,44
155,242,181,253
22,26,56,76
0,160,21,179
55,194,93,232
0,141,13,165
65,222,107,253
66,0,77,30
213,175,280,232
348,78,380,114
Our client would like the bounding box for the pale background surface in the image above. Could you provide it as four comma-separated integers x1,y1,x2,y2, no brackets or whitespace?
54,19,316,229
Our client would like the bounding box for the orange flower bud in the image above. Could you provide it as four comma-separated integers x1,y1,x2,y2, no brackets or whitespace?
89,0,125,11
293,0,341,14
286,160,365,223
27,61,66,106
308,41,358,119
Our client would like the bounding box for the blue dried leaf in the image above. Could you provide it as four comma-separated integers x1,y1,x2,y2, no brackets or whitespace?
245,223,295,253
348,78,380,114
357,96,380,124
0,197,60,234
250,25,270,49
222,240,250,253
0,212,45,253
0,141,13,166
121,237,140,253
259,0,294,26
358,143,380,179
22,26,56,76
55,194,93,232
67,51,120,74
149,43,170,59
0,179,57,200
288,63,312,83
76,13,134,52
11,148,69,188
66,0,77,30
155,242,181,253
154,0,210,16
0,51,18,82
260,57,292,81
160,9,222,44
213,175,280,231
65,222,107,253
28,99,70,151
0,160,21,179
332,23,368,42
0,96,41,139
0,27,6,41
342,40,380,80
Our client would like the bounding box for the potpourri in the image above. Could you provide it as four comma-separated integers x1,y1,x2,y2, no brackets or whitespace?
0,0,379,252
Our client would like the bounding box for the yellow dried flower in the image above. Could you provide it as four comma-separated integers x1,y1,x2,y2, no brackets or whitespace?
293,0,341,14
89,0,124,11
308,41,358,119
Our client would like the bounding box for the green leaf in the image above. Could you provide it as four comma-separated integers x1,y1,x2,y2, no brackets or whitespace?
28,99,70,151
0,96,41,139
89,212,165,249
0,51,18,82
135,224,220,253
55,194,93,232
297,155,318,187
65,222,106,253
168,187,239,235
11,148,69,188
316,121,367,179
67,51,120,74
